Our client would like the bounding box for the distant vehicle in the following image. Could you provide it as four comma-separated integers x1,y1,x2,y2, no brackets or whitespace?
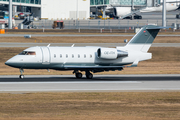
52,20,64,29
90,14,96,19
0,11,15,27
18,13,25,19
6,25,163,79
14,14,19,20
22,13,34,26
134,14,142,19
124,14,142,19
109,13,119,19
0,11,9,19
176,13,180,19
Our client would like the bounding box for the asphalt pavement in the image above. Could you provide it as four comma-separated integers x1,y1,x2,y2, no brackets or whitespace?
0,74,180,93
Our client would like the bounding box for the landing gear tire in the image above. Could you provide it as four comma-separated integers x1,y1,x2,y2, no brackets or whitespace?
75,73,82,78
86,73,93,79
19,68,24,79
19,75,24,79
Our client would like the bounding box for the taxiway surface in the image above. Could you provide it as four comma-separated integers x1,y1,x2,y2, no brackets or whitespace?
1,43,180,47
0,74,180,93
1,34,180,37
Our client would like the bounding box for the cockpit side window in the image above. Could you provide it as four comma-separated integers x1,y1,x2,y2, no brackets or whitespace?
19,51,36,55
19,51,27,55
27,52,36,55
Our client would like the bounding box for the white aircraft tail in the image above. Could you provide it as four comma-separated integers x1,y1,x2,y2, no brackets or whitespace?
124,25,162,52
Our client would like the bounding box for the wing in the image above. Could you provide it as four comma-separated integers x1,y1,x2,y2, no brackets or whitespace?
63,65,125,73
63,59,138,72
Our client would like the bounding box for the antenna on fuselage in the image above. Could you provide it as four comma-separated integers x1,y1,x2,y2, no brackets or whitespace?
71,44,75,47
47,44,50,47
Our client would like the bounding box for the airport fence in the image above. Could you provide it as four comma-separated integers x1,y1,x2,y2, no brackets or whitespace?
32,19,180,30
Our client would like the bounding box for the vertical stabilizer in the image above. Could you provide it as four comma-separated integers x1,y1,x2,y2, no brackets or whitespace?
125,25,161,52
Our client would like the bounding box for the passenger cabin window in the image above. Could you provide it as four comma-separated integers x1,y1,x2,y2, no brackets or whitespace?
54,54,56,58
19,51,36,55
60,54,62,58
72,54,74,58
90,54,92,58
66,54,68,58
78,54,80,58
84,54,86,58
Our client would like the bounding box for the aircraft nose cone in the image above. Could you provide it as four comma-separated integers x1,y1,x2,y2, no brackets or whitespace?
5,55,23,68
5,60,11,66
5,61,8,65
5,59,15,67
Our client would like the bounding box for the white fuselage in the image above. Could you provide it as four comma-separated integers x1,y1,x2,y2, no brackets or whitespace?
5,46,151,70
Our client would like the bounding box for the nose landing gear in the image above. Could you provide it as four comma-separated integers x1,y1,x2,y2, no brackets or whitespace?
19,75,24,79
19,69,24,79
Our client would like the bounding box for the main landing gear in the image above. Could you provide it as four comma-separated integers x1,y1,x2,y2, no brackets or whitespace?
75,72,83,78
86,71,93,79
19,68,24,79
74,71,93,79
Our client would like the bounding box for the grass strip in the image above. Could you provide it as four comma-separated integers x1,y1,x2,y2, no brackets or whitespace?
0,92,179,119
0,36,179,43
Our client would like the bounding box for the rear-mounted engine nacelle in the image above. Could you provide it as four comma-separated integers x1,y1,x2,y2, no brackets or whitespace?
97,48,128,59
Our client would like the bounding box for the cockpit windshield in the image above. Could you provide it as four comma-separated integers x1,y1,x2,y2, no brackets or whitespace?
19,51,36,55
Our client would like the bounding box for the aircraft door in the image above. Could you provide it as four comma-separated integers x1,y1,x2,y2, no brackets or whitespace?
41,47,50,64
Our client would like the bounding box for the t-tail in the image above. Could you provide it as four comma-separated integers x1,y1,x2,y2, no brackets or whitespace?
125,25,162,52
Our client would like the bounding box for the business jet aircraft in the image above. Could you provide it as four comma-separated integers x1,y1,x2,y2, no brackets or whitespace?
5,25,162,79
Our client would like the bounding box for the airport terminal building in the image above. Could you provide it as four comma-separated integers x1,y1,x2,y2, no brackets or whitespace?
0,0,162,20
0,0,90,20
